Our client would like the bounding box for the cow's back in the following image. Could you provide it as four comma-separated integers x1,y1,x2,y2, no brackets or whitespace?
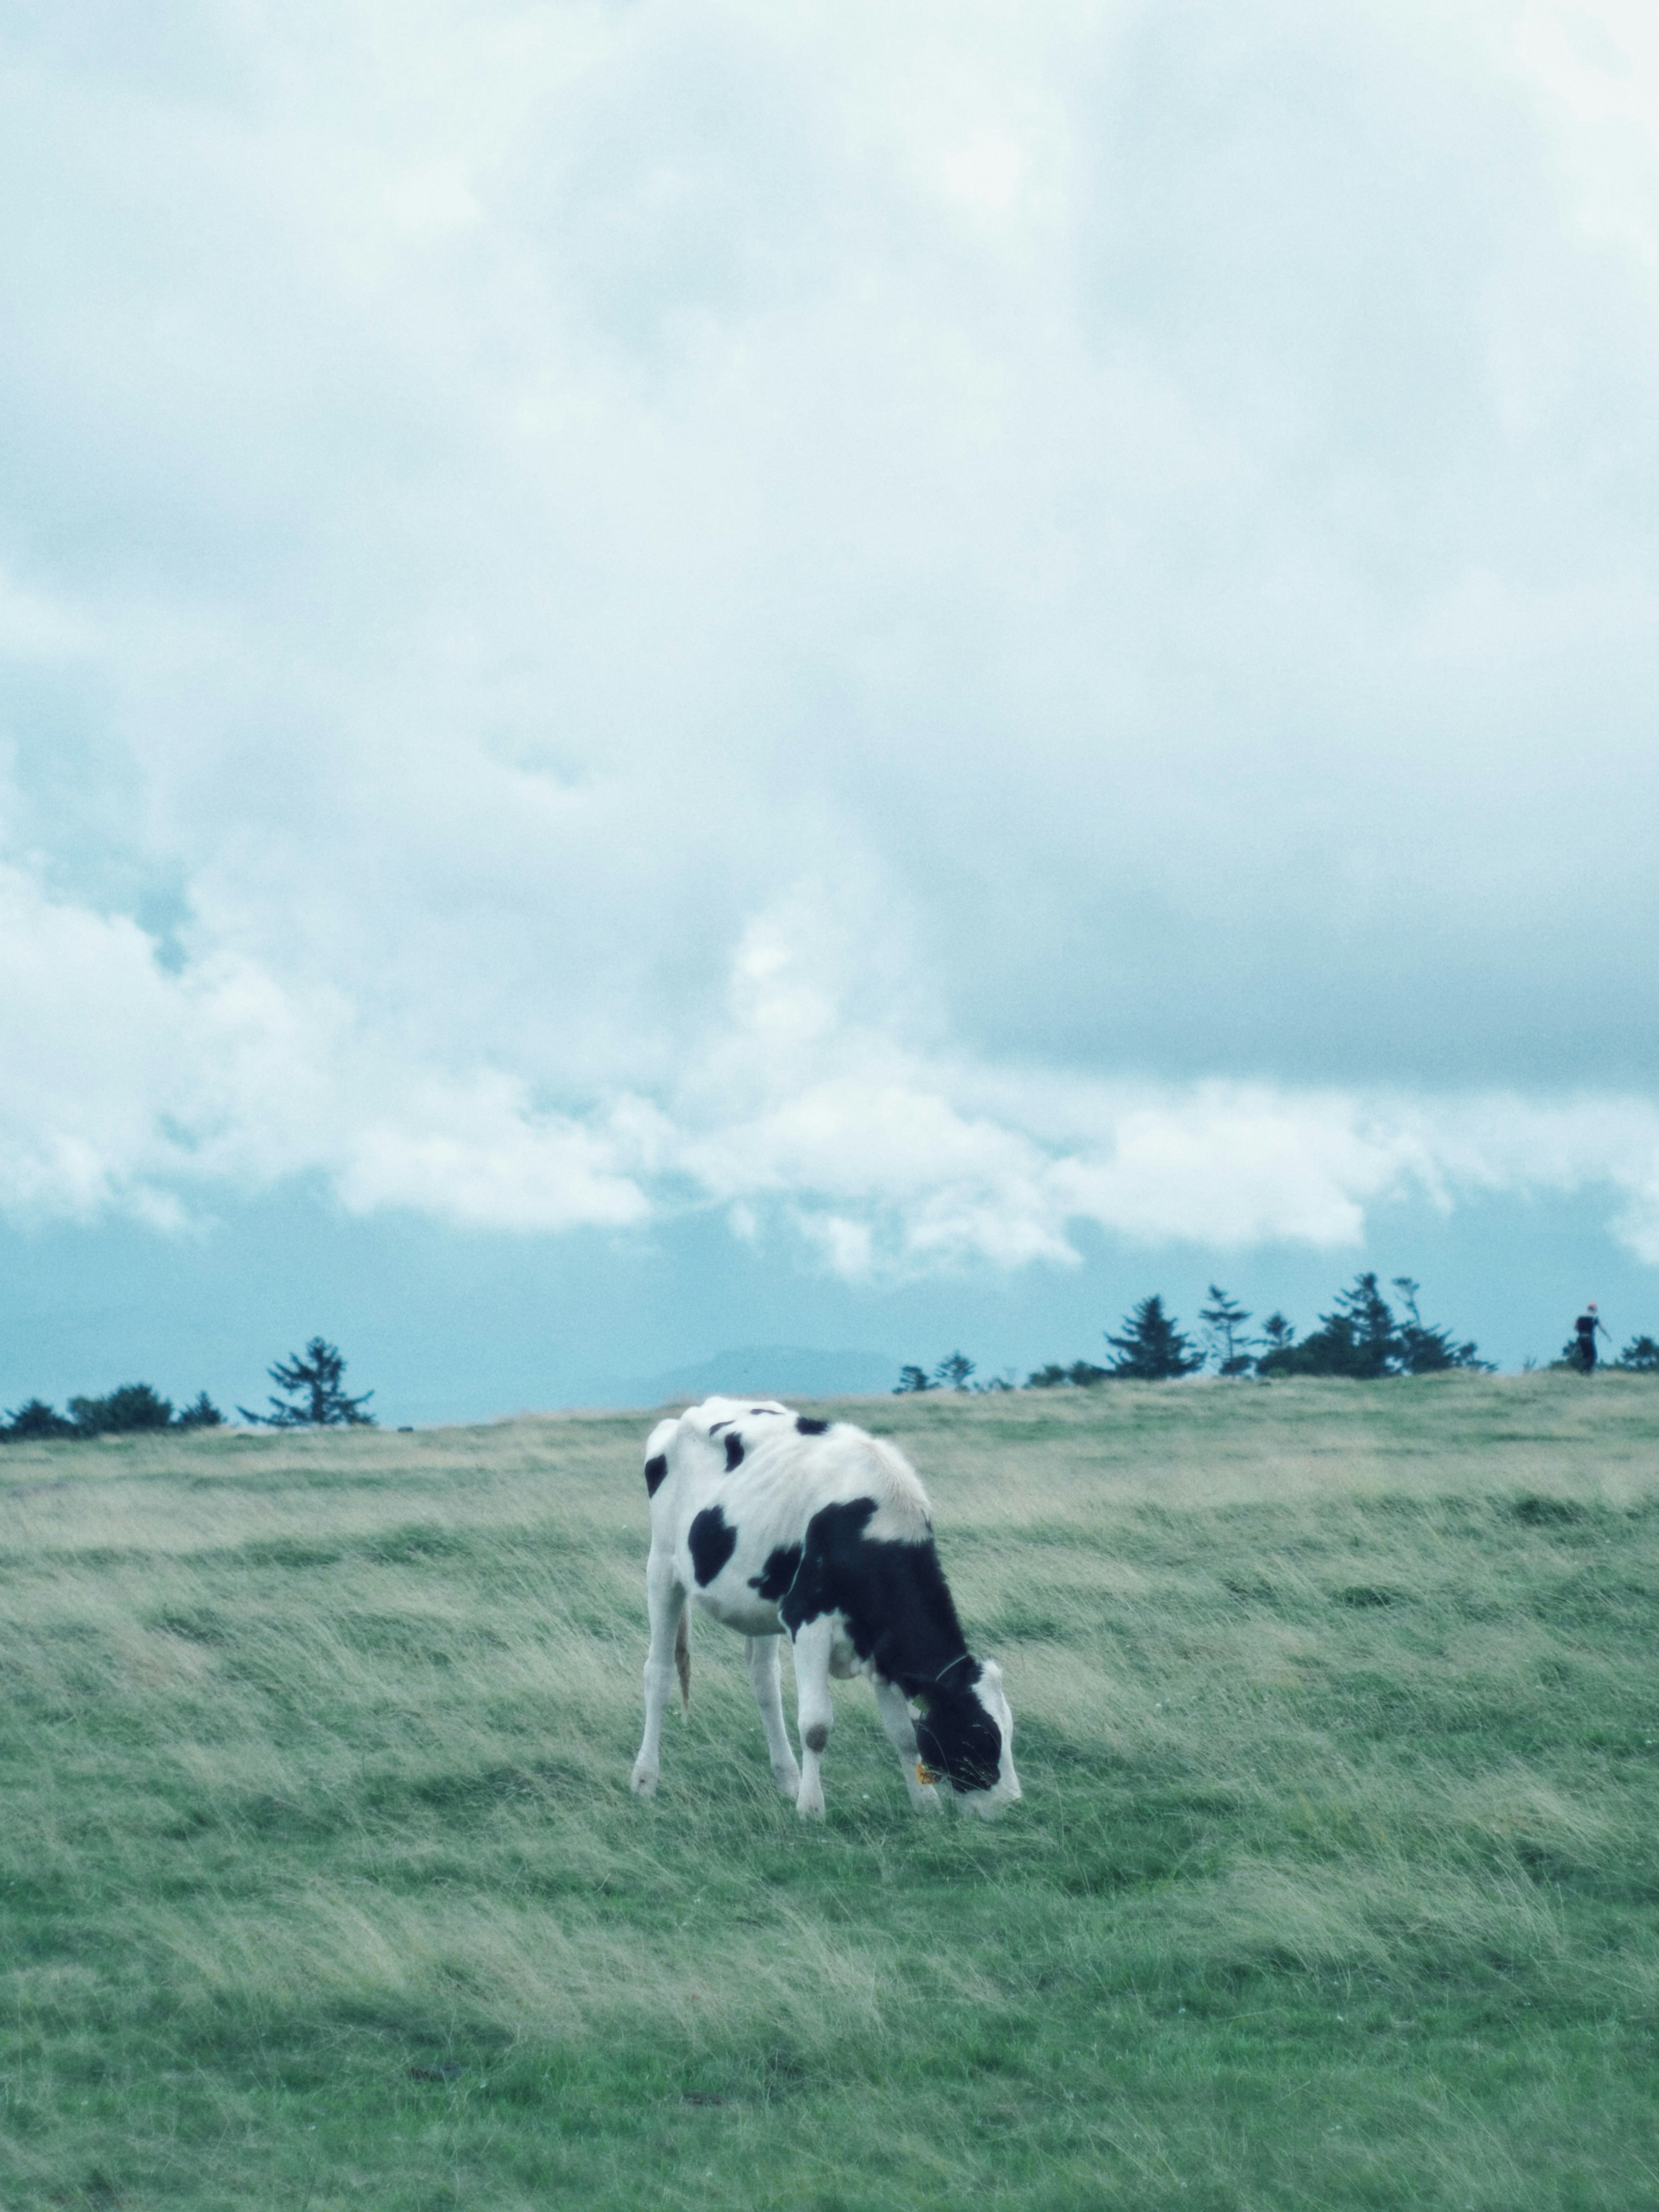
642,1398,934,1637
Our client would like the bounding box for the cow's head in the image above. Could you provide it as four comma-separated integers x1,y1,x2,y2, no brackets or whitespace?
914,1659,1020,1819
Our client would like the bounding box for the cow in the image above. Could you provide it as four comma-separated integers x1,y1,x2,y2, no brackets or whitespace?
629,1396,1020,1820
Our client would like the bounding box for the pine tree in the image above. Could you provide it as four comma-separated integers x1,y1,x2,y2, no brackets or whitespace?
1256,1314,1297,1372
1105,1296,1200,1381
1330,1273,1399,1377
933,1351,976,1392
893,1366,936,1395
240,1338,376,1427
1390,1278,1486,1374
1198,1285,1255,1376
1264,1273,1396,1378
1618,1335,1659,1372
1258,1276,1487,1378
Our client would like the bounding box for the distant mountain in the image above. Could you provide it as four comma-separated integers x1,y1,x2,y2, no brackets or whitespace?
588,1345,898,1411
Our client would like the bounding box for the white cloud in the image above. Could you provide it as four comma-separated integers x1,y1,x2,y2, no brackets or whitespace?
6,854,1659,1276
3,1,1659,1282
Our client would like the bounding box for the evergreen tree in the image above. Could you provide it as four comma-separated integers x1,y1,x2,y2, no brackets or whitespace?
1391,1278,1486,1374
1259,1273,1394,1378
1198,1285,1255,1376
1329,1273,1399,1378
176,1392,225,1429
1618,1335,1659,1372
893,1365,936,1394
1105,1295,1200,1381
1258,1275,1487,1378
933,1351,976,1392
1257,1314,1296,1371
240,1338,376,1427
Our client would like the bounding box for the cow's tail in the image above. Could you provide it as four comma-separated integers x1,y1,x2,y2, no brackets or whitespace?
675,1606,691,1715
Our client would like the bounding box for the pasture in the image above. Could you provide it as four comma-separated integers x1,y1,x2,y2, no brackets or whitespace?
2,1377,1657,2210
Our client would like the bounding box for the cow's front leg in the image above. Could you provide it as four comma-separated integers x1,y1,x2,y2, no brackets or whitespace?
745,1636,801,1797
630,1553,685,1799
871,1674,941,1812
790,1618,835,1819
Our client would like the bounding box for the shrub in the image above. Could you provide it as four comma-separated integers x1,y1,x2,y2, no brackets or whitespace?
68,1383,174,1436
1,1386,226,1441
1,1398,76,1442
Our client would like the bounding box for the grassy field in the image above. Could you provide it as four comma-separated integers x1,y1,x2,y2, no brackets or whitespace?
2,1376,1657,2211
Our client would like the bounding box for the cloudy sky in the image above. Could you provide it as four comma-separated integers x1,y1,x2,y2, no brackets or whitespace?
4,0,1659,1418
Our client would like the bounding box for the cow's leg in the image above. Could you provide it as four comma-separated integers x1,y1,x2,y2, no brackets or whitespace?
790,1618,835,1819
630,1553,685,1799
871,1674,942,1812
745,1636,801,1797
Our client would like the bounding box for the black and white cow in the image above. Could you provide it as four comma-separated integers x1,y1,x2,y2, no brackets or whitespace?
629,1396,1020,1820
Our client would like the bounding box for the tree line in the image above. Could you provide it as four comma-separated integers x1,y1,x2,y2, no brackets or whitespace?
898,1273,1659,1392
1,1338,375,1443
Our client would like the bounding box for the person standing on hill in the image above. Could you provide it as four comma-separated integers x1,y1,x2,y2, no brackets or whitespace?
1572,1303,1611,1373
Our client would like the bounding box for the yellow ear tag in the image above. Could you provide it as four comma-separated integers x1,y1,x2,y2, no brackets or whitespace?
916,1760,941,1786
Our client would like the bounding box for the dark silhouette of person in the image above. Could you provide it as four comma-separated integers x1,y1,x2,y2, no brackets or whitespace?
1573,1302,1610,1373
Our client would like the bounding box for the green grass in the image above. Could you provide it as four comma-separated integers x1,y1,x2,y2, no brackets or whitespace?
3,1375,1658,2209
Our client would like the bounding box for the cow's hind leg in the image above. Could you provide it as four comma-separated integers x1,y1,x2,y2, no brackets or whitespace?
790,1618,835,1819
630,1553,686,1799
872,1674,942,1812
745,1636,801,1797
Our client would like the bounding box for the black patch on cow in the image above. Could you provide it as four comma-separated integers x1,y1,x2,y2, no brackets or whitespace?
795,1416,829,1435
774,1498,999,1793
724,1431,745,1471
709,1418,733,1436
644,1453,668,1497
688,1506,738,1586
748,1543,803,1603
779,1500,962,1684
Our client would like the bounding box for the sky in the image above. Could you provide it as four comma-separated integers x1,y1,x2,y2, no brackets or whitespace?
3,0,1659,1421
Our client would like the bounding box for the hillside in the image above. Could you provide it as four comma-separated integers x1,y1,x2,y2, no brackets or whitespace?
3,1376,1657,2209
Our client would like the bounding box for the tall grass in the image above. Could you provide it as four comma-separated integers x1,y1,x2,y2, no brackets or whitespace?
2,1376,1657,2209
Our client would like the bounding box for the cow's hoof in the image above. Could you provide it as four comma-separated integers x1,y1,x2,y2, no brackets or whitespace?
630,1764,658,1799
795,1788,826,1820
